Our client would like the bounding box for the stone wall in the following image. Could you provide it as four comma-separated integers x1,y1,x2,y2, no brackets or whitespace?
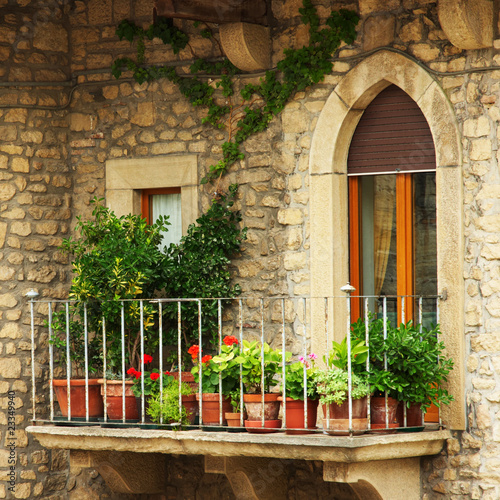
1,0,500,498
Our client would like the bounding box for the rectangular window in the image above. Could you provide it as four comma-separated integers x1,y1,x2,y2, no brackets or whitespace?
141,187,182,249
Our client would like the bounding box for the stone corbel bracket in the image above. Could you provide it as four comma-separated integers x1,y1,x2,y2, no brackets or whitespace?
219,22,271,72
438,0,494,49
71,450,166,494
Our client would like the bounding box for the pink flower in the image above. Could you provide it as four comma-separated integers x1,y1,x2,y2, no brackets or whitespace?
308,353,317,360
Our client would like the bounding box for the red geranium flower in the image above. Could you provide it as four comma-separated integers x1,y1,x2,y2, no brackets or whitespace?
188,345,200,360
223,335,238,346
143,354,153,364
201,355,212,365
150,372,160,381
164,371,171,376
127,367,137,376
134,371,142,380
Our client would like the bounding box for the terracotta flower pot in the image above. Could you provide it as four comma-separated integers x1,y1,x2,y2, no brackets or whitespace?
182,394,198,425
322,396,368,435
397,402,424,429
370,396,400,434
98,379,139,420
243,393,280,421
53,379,104,418
279,397,318,435
225,412,246,427
244,419,281,433
196,393,232,426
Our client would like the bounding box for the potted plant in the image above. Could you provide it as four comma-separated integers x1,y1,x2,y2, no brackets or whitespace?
189,335,241,425
225,388,246,428
279,354,319,434
352,317,454,429
387,322,454,428
49,308,104,419
316,336,370,435
146,379,195,427
351,317,401,432
57,198,170,419
126,354,177,422
234,340,290,431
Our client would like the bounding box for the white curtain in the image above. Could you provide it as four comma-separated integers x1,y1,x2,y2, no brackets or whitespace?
152,193,182,250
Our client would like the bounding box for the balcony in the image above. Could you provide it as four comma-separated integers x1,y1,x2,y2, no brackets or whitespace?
26,292,453,499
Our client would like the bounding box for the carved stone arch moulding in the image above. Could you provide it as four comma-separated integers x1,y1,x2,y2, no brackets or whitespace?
309,50,465,430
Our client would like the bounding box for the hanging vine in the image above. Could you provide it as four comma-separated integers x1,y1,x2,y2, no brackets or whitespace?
111,0,359,186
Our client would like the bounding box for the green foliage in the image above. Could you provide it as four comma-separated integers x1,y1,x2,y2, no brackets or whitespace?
51,188,246,374
52,198,170,373
129,368,174,398
314,334,370,406
190,336,241,395
282,357,318,401
351,317,454,409
111,1,359,184
162,184,246,363
146,380,193,425
48,307,102,377
234,340,291,394
314,369,370,406
324,337,368,372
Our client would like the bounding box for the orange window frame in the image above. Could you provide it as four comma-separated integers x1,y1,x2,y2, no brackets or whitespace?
141,187,181,225
349,173,414,324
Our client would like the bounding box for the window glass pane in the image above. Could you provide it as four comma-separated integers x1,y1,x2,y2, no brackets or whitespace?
413,172,437,327
360,175,398,322
151,193,182,249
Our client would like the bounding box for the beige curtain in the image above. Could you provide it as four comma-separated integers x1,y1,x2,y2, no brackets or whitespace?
373,176,395,295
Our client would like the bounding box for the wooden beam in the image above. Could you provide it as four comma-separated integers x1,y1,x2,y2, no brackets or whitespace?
154,0,268,26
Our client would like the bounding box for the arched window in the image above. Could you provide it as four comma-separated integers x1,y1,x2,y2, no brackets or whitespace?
347,85,437,325
309,51,464,429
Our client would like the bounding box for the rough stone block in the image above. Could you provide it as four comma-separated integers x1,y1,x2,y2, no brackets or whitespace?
278,209,303,225
364,14,395,51
0,358,21,378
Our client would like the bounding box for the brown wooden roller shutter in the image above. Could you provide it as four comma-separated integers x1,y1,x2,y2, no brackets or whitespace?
347,85,436,175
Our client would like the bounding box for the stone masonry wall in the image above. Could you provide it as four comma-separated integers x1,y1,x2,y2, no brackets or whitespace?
2,0,500,498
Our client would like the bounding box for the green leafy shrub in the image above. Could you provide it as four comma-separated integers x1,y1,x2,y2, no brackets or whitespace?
234,340,291,394
146,380,193,425
281,355,319,401
51,187,246,374
351,317,454,409
51,199,170,373
161,184,246,365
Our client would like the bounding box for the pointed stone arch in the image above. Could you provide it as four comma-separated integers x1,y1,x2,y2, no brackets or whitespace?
309,50,464,429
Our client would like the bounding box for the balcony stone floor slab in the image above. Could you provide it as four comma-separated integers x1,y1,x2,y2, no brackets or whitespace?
27,425,450,462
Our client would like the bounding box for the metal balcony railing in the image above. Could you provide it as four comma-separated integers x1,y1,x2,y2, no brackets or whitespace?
28,290,447,435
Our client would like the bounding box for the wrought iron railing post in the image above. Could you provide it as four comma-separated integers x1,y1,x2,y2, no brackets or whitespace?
26,290,39,422
340,283,355,435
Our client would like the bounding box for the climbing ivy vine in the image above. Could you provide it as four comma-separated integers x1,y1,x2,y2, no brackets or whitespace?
112,0,359,185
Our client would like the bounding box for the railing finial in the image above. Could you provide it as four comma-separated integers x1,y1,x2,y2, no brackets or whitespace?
340,283,356,294
26,289,39,300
